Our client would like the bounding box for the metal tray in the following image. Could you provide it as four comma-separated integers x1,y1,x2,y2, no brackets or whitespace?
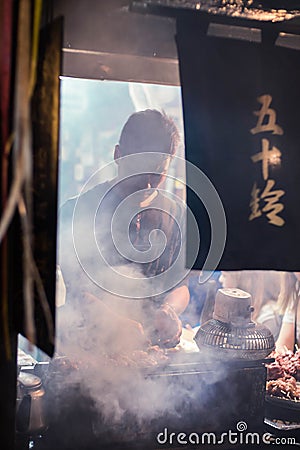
264,417,300,431
265,393,300,411
144,351,273,376
265,385,300,423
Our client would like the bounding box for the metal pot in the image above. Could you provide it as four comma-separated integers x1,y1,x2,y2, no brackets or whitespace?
16,372,46,435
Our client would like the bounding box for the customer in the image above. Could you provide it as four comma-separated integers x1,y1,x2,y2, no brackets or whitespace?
276,272,300,352
219,270,283,339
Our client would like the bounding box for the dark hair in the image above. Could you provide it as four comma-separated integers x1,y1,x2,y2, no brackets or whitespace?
119,109,180,156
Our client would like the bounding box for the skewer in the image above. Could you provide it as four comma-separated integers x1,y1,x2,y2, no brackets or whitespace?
283,345,289,353
295,343,299,352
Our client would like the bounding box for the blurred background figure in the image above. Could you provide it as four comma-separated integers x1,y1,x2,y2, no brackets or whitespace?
181,271,221,329
276,272,300,352
219,270,283,340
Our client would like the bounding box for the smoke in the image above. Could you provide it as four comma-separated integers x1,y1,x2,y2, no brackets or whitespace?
51,267,268,443
51,266,239,448
53,250,229,446
50,151,228,447
49,269,273,447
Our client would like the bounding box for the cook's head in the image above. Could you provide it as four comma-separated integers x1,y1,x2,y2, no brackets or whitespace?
114,109,180,190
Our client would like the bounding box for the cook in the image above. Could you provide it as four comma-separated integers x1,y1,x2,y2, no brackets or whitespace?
58,109,189,356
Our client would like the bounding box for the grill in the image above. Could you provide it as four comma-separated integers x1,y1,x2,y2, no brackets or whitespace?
41,353,270,449
25,287,275,449
195,319,275,360
194,287,275,359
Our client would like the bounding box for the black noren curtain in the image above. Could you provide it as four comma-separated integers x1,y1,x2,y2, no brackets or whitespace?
177,16,300,271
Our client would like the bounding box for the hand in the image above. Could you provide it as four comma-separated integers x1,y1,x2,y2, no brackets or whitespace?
80,292,150,354
152,303,182,348
113,317,150,353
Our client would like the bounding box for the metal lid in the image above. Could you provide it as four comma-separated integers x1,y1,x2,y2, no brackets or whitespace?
213,288,253,326
18,372,42,390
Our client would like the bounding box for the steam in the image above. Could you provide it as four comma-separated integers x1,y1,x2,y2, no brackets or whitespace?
52,266,237,446
51,271,279,445
54,242,228,443
54,306,231,441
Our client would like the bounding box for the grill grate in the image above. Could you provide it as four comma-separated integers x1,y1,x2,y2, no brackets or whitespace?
194,319,275,359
